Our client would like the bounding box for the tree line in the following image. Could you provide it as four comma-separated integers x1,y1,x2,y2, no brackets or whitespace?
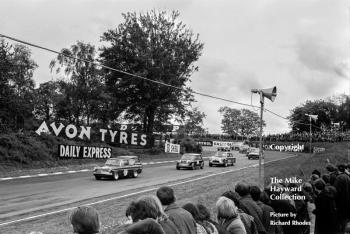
0,10,205,141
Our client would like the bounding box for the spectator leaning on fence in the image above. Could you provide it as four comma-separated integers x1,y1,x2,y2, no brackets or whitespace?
70,206,100,234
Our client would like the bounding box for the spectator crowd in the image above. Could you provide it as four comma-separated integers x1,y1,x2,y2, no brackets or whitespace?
177,130,350,144
63,163,350,234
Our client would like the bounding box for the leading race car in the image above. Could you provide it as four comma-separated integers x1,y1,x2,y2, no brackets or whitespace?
209,151,236,167
93,156,143,180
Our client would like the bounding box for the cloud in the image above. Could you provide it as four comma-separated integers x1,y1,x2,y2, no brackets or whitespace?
192,58,263,100
295,34,347,78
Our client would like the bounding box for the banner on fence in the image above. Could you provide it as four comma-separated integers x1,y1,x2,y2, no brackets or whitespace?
313,147,325,153
263,143,305,152
36,121,148,146
58,144,112,159
165,141,180,154
196,141,213,146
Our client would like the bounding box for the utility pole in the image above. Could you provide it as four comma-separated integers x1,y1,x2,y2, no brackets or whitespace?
305,114,318,154
251,86,277,187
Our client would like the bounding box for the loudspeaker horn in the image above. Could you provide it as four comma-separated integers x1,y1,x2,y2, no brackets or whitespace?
261,86,277,102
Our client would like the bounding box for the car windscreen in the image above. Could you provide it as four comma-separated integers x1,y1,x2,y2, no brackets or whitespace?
105,159,123,166
181,155,196,160
215,152,226,157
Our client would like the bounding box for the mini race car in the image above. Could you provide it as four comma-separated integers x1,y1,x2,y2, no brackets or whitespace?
176,153,204,170
247,147,263,160
209,151,236,167
93,156,143,180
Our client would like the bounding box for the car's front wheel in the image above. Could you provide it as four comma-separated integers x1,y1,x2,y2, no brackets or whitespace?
132,170,138,178
200,163,204,169
113,172,119,180
191,164,196,170
209,163,212,167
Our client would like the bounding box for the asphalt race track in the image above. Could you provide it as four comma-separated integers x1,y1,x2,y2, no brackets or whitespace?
0,151,293,225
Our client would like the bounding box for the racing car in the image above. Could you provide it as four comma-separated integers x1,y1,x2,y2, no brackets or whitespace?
93,156,143,180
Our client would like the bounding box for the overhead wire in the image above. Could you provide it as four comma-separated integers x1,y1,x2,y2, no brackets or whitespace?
0,33,330,132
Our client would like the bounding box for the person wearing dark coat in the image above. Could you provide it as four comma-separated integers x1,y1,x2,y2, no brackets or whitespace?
235,183,266,234
250,185,283,234
157,186,197,234
333,165,350,232
265,184,300,234
313,179,338,234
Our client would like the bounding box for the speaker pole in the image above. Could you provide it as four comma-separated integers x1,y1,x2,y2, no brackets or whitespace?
258,92,264,187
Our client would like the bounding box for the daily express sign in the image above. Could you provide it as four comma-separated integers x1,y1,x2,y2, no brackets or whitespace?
59,144,112,159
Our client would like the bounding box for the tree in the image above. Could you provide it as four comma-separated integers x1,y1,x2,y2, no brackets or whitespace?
288,100,338,132
178,107,206,135
50,41,109,125
100,10,204,139
218,107,264,138
33,81,60,121
0,40,37,131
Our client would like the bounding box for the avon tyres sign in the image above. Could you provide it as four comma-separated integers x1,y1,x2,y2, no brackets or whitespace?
35,121,148,146
58,144,112,159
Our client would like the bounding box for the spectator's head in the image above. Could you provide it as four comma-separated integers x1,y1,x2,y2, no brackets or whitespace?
182,203,201,222
314,179,326,192
156,186,175,206
302,182,313,193
321,174,331,184
221,190,241,206
310,174,319,182
70,206,100,234
137,195,165,218
235,182,250,197
326,163,337,173
216,196,238,220
250,185,261,201
260,191,271,204
127,200,159,222
337,164,346,173
197,204,211,221
311,169,321,178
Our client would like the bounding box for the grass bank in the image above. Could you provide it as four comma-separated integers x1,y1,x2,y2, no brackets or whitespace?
0,132,178,177
264,141,349,185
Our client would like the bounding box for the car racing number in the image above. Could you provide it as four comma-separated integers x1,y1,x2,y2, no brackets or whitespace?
123,169,128,176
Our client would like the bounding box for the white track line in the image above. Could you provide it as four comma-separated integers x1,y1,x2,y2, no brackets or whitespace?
0,155,295,227
0,160,177,181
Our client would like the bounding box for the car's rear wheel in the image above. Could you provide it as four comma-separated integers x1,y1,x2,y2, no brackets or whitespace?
209,163,212,167
191,164,196,170
132,170,138,178
94,175,101,180
200,163,204,169
113,172,119,180
176,166,180,170
224,162,228,167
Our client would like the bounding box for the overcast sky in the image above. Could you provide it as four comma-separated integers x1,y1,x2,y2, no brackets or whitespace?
1,0,349,134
